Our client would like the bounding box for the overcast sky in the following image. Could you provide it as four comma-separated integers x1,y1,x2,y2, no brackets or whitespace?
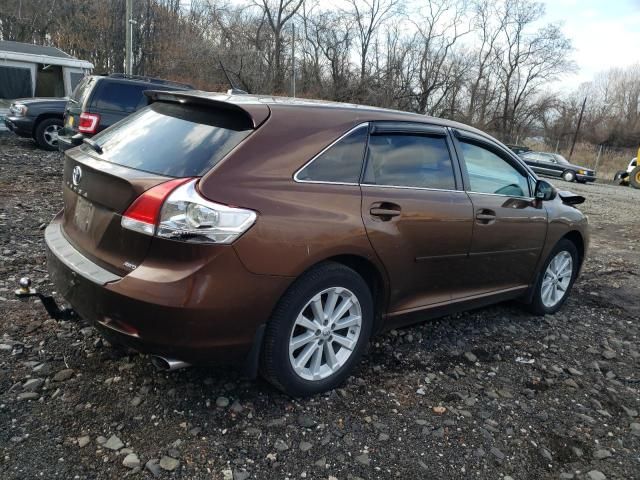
542,0,640,91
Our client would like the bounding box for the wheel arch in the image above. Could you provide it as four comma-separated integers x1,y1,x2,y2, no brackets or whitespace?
34,112,64,127
562,230,585,268
323,254,388,333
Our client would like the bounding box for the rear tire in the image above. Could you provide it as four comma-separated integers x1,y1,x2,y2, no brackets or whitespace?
527,239,579,315
562,170,576,182
630,166,640,189
34,118,63,151
260,262,373,397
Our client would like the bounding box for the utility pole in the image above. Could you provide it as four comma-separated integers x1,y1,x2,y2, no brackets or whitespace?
569,96,587,159
125,0,133,75
291,22,296,98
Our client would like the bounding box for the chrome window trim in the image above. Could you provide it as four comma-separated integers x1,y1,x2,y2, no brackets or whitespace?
361,183,462,194
293,123,369,185
466,190,535,201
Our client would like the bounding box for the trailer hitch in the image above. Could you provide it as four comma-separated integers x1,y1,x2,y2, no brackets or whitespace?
15,277,78,321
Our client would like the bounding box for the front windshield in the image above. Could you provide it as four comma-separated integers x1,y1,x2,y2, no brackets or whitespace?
554,154,570,165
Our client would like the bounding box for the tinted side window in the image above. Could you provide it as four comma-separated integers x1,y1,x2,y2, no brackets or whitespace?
94,82,148,111
364,134,455,190
296,126,367,183
460,141,530,197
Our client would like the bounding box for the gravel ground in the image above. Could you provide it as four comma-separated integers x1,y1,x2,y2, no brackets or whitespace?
1,133,639,480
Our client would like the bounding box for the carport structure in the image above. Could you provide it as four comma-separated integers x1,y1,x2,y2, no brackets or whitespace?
0,40,93,100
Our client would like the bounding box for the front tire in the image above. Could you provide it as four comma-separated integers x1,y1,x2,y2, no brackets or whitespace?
630,166,640,189
260,262,373,397
562,170,576,182
527,239,579,315
34,118,63,151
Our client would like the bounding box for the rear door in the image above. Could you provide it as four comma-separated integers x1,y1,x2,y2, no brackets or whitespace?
361,122,473,313
452,130,547,296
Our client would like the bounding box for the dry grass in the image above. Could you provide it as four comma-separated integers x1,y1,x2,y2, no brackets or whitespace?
525,141,636,182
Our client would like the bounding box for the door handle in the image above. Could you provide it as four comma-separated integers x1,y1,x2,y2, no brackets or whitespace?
475,209,496,224
370,208,401,217
370,202,401,220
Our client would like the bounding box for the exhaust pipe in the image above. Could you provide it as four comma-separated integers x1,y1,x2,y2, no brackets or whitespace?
151,356,190,371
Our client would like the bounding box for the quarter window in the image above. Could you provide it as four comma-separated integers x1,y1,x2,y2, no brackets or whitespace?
364,134,456,190
296,126,368,183
460,141,530,197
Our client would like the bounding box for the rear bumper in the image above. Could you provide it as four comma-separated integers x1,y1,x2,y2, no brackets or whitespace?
576,174,596,183
57,133,80,152
4,116,33,137
45,215,292,367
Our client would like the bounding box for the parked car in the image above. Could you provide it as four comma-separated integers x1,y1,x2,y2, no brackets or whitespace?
45,91,589,396
57,73,192,151
520,151,595,183
505,144,530,155
4,97,67,150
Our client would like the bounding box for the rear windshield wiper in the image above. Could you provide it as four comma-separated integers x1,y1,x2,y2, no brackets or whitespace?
83,138,103,155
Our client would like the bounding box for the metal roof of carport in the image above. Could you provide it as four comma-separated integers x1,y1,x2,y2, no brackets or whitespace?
0,40,93,69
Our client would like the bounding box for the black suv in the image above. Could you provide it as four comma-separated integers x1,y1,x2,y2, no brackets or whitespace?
58,73,192,151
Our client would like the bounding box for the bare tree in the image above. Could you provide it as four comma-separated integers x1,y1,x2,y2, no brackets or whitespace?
493,0,573,140
343,0,399,84
409,0,470,115
253,0,305,92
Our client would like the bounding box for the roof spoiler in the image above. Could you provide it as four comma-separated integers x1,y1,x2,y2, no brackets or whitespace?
143,90,269,128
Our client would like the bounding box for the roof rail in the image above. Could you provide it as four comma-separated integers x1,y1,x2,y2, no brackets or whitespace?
108,73,193,89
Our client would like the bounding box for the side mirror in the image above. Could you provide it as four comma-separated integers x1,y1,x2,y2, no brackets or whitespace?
535,180,556,201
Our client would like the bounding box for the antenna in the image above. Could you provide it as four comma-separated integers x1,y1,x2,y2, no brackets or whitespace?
219,61,248,95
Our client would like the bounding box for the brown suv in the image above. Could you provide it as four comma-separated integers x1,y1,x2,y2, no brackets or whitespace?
45,91,588,396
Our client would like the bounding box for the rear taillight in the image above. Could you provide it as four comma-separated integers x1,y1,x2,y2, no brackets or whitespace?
121,178,192,236
77,112,100,134
121,179,257,244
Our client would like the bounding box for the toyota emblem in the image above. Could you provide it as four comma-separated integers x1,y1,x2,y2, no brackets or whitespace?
72,165,82,186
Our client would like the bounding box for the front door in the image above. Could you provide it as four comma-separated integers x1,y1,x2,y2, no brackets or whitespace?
361,123,474,314
453,132,548,297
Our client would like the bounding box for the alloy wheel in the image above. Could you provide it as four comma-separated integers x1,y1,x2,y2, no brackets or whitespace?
541,250,573,308
288,287,362,381
43,124,62,147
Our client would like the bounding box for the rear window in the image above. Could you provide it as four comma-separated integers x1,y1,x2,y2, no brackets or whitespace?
71,76,95,104
87,102,252,177
94,82,148,111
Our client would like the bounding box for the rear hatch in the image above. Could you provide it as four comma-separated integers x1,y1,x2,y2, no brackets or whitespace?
63,76,98,135
61,99,264,276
